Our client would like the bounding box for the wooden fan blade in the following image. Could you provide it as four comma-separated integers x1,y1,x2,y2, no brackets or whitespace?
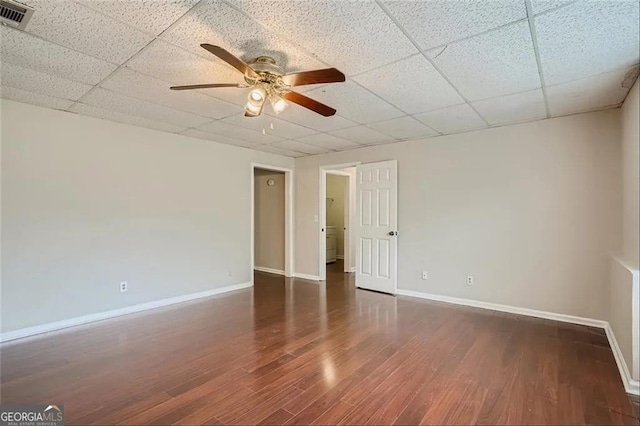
170,83,243,90
282,91,336,117
281,68,345,87
200,44,258,78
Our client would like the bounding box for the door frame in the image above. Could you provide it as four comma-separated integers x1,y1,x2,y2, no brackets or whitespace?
319,162,360,281
251,163,294,283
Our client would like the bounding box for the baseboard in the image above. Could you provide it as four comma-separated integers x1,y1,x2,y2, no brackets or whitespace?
293,273,322,281
605,323,640,395
350,267,356,273
395,288,640,395
336,255,344,260
254,266,285,276
395,289,607,328
0,282,252,343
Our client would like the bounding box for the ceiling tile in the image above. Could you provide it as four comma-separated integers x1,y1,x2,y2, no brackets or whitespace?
251,144,306,158
382,0,526,50
83,88,212,128
329,126,396,146
0,62,92,100
414,104,487,134
367,116,439,140
126,40,247,106
0,86,74,110
180,128,258,148
69,102,187,133
0,26,116,85
196,120,283,145
78,0,200,36
530,0,575,15
546,67,634,116
472,89,546,125
270,140,331,155
222,113,316,139
428,21,541,101
536,1,640,86
295,133,361,151
266,107,357,133
101,67,239,119
305,81,404,124
229,0,418,75
353,55,463,114
25,0,153,63
160,0,324,74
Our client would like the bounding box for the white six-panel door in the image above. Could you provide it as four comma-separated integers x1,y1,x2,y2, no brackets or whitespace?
355,160,397,294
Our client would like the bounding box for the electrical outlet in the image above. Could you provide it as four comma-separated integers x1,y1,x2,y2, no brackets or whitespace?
466,276,474,286
120,281,128,292
422,271,428,280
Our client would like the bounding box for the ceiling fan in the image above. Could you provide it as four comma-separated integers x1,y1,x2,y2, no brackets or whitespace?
170,44,346,117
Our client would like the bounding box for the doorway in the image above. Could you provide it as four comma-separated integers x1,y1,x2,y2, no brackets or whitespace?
250,163,294,282
319,164,357,281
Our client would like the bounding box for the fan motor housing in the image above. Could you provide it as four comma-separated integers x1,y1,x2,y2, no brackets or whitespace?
245,56,284,84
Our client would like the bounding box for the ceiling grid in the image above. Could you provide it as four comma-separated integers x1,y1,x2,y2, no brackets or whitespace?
0,0,637,157
374,0,491,127
524,0,551,118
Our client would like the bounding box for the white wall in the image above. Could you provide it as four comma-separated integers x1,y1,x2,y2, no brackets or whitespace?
254,169,285,271
295,110,621,320
608,78,640,386
326,174,346,257
621,79,639,269
609,257,639,384
1,100,293,333
610,260,634,370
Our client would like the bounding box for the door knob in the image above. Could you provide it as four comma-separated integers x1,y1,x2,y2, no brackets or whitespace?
388,231,397,236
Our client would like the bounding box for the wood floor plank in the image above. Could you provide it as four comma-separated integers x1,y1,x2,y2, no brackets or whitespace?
257,408,294,425
0,260,635,425
228,386,300,425
76,391,172,425
393,324,479,425
310,400,354,425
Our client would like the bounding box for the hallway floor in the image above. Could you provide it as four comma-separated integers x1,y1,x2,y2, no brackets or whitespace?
1,264,637,425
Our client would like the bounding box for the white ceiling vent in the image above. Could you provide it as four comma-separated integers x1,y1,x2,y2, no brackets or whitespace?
0,0,34,30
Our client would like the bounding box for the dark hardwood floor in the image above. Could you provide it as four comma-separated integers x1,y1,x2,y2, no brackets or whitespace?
1,261,638,425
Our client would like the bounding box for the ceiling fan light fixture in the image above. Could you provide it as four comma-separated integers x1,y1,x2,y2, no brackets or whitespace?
249,87,265,102
245,100,264,117
270,94,289,115
246,87,267,117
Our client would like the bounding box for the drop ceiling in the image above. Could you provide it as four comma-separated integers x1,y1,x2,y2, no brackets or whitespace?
0,0,638,158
